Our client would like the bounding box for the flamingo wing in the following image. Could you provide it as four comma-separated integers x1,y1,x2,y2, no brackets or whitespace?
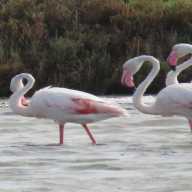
70,97,126,115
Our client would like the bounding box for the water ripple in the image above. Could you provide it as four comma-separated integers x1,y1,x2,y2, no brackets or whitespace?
1,97,192,191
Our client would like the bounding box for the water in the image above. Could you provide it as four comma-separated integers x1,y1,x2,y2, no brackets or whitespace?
0,97,192,192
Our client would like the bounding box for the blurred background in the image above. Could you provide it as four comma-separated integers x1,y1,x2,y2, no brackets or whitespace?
0,0,191,96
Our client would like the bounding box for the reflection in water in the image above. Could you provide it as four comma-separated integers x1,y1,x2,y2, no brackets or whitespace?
0,97,192,191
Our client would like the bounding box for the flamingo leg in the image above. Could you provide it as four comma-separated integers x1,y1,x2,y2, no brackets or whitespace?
188,119,192,132
82,124,96,144
59,124,64,144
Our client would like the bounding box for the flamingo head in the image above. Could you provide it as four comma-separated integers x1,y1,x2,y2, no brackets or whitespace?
121,56,144,88
167,43,192,70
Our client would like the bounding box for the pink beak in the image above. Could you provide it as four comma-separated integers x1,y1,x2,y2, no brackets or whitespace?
121,70,135,88
167,50,177,67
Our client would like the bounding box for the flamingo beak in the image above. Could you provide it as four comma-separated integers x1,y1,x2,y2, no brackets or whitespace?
121,70,135,88
167,50,177,71
169,65,176,71
21,96,29,106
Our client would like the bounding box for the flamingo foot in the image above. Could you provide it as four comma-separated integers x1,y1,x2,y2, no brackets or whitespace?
188,119,192,133
59,124,64,144
82,124,96,144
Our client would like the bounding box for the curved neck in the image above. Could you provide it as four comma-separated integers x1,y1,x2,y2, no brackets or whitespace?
9,74,34,116
133,56,160,114
17,79,24,90
166,57,192,86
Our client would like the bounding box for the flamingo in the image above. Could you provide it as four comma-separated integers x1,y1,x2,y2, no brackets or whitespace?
166,43,192,86
166,43,192,129
121,55,192,131
9,73,127,145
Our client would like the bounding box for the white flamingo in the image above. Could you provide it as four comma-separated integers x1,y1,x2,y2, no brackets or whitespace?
166,43,192,128
121,55,192,131
9,73,127,145
166,43,192,86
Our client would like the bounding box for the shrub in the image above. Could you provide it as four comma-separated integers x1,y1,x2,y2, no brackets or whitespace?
0,0,192,96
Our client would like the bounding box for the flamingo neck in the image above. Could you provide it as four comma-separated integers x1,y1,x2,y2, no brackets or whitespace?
9,74,34,116
17,79,24,90
133,56,160,114
166,58,192,86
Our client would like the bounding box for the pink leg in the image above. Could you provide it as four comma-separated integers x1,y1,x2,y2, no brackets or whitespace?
82,124,96,144
59,124,64,144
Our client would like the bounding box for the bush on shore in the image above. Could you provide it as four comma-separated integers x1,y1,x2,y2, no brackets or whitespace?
0,0,192,96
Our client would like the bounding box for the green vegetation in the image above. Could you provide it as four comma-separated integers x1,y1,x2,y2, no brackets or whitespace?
0,0,192,96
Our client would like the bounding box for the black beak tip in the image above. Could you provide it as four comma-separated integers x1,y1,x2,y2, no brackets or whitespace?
129,86,136,94
169,65,176,71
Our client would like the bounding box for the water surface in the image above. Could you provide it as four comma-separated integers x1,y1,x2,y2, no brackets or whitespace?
0,97,192,192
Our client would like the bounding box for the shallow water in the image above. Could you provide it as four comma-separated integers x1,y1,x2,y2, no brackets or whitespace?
0,97,192,192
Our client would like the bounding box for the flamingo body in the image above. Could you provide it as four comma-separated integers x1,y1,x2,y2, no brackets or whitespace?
29,87,126,124
154,83,192,117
